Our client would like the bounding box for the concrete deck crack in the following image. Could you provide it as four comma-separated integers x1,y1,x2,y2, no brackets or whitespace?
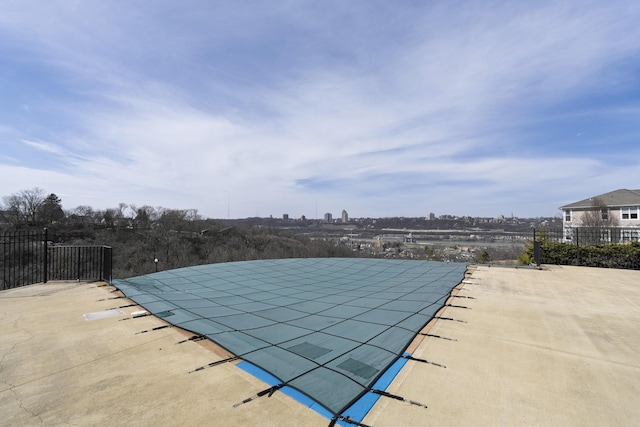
8,334,170,389
0,316,35,387
9,386,44,425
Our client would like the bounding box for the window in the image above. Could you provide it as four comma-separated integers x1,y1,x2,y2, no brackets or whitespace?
622,229,630,242
621,229,640,242
601,210,609,221
621,207,639,220
564,210,571,222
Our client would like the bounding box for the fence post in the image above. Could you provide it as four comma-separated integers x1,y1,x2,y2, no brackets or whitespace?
532,228,540,266
77,247,82,280
2,230,6,290
575,228,581,266
102,246,112,283
43,228,48,283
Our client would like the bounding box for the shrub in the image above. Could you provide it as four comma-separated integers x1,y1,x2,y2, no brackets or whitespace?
520,240,640,269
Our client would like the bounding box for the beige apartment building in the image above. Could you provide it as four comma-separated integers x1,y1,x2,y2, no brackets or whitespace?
560,189,640,242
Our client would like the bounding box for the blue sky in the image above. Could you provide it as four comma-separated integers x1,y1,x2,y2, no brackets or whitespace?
2,1,640,219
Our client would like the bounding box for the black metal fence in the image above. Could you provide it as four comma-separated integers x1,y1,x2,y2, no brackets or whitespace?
46,245,112,282
533,226,640,270
1,229,112,290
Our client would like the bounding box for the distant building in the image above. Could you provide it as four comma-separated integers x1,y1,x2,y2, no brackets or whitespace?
341,210,349,223
428,212,436,220
374,236,383,251
283,214,289,221
403,233,416,243
324,213,332,222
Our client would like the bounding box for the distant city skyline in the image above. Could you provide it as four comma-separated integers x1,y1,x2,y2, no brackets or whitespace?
2,2,640,219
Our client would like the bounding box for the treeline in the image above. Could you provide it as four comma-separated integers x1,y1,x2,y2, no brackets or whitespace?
0,187,203,230
100,224,352,278
1,187,354,279
76,226,354,279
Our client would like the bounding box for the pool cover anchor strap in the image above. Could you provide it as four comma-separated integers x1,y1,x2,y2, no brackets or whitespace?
189,356,240,373
371,389,428,408
96,296,124,301
135,325,171,335
232,384,284,408
434,315,468,323
402,354,446,368
420,332,458,341
330,415,372,427
329,388,429,426
445,303,471,309
175,334,206,345
453,295,476,299
114,303,138,310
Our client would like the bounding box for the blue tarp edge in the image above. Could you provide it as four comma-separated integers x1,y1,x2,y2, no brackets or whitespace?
237,354,409,426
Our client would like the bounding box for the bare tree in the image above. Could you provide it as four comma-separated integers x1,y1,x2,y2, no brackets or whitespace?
1,187,46,226
184,209,201,222
579,197,619,244
101,208,117,229
69,205,95,225
116,203,129,220
2,194,23,225
133,205,156,229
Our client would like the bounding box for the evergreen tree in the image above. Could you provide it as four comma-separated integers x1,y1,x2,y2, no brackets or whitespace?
39,193,65,224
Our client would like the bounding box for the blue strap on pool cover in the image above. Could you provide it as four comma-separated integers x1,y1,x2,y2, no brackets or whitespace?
113,258,467,418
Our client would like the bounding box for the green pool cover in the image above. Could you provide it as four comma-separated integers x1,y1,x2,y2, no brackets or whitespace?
113,258,467,420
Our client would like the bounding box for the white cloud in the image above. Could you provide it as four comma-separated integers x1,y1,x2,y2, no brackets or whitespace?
20,139,65,155
1,1,640,217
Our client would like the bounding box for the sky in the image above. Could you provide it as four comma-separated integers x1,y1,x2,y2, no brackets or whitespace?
1,1,640,219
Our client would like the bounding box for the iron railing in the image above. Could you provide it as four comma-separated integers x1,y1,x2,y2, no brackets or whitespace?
1,228,112,290
46,245,112,282
1,229,45,289
534,226,640,245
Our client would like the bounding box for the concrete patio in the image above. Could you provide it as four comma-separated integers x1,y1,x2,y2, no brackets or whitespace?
1,264,639,426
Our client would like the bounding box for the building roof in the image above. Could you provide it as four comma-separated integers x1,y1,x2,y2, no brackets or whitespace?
560,188,640,210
